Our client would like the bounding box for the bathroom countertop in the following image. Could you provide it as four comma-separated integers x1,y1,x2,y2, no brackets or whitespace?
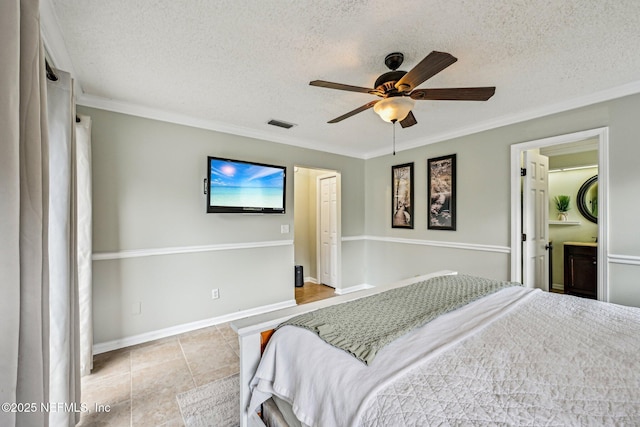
563,241,597,247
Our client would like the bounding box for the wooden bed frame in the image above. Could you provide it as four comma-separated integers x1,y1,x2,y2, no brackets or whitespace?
230,270,456,427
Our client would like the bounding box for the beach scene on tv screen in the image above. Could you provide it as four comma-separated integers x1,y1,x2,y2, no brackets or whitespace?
210,160,284,208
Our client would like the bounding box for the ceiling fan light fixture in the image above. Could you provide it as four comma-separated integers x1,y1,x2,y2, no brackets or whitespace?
373,97,415,123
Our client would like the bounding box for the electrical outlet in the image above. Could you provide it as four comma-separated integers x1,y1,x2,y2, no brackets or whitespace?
211,288,220,299
280,224,290,234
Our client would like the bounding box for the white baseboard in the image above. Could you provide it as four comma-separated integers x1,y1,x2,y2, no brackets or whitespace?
93,299,297,354
551,283,564,292
302,279,372,294
334,283,375,295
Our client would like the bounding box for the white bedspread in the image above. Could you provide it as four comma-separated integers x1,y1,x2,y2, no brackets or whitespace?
249,288,640,426
360,291,640,426
249,286,534,426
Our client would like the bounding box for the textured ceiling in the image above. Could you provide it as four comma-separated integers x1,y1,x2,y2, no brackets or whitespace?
45,0,640,158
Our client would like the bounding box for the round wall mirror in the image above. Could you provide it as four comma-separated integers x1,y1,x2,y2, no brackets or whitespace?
577,175,598,223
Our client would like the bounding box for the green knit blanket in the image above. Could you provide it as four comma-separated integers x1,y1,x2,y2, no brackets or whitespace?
279,274,520,365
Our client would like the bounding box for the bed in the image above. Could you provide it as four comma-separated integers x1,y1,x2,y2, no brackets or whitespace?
231,271,640,427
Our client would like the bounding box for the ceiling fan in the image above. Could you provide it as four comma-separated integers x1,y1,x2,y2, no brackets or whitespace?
310,51,496,128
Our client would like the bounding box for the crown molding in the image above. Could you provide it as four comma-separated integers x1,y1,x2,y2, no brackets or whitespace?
79,79,640,161
364,80,640,159
39,1,365,160
41,0,640,161
76,93,365,159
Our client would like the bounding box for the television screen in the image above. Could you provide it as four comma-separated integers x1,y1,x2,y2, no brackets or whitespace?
206,156,286,213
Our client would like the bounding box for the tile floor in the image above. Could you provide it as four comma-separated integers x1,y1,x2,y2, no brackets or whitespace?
78,323,240,427
79,282,334,426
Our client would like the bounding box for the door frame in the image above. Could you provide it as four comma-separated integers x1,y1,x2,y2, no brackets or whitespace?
509,127,609,301
316,171,342,289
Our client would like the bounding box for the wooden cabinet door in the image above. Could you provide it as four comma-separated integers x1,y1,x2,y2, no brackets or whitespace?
564,245,597,299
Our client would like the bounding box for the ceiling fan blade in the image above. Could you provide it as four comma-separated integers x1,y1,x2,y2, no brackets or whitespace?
395,51,457,92
310,80,374,94
399,111,417,128
327,100,379,123
410,87,496,101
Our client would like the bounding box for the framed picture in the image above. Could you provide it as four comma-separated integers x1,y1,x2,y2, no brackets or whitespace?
427,154,456,230
392,162,414,228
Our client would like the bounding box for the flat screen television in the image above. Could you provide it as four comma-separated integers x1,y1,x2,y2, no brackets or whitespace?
206,156,286,213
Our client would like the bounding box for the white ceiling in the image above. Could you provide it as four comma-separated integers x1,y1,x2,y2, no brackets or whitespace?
43,0,640,159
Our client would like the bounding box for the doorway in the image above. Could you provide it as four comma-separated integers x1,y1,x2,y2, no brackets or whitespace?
510,128,609,301
293,166,342,290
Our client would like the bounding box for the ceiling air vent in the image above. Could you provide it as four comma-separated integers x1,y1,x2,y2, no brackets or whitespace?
267,119,296,129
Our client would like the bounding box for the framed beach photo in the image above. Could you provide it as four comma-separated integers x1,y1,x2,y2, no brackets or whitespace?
427,154,456,230
392,162,414,229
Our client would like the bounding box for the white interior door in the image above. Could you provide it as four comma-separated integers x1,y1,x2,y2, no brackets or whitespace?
319,175,337,287
522,149,550,290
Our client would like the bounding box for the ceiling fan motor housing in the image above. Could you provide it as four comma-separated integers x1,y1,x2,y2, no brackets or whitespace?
374,70,407,95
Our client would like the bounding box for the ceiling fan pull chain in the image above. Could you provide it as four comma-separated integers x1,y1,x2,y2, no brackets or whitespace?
392,120,396,155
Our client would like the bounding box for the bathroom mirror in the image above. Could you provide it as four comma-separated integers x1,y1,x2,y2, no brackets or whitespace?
577,175,598,223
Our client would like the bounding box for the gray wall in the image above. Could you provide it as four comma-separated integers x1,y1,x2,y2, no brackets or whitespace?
364,132,514,284
364,93,640,307
293,168,313,279
83,91,640,345
81,107,365,344
293,167,327,282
